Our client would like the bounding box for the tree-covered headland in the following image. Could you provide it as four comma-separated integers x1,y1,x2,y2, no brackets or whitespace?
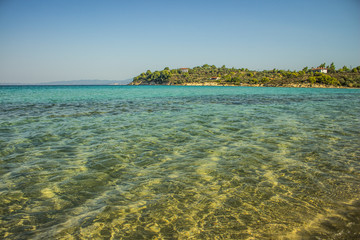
130,63,360,88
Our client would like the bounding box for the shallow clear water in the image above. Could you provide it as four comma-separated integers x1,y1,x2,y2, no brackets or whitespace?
1,86,359,239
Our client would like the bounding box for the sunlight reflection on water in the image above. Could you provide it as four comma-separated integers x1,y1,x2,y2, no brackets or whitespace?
0,86,360,239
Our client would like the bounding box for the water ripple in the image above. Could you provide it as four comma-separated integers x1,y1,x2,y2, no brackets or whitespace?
1,86,360,239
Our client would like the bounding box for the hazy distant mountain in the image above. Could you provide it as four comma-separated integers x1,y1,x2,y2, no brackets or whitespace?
0,82,26,85
0,79,133,85
37,79,133,85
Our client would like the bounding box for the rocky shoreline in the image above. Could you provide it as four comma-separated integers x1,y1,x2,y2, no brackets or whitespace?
131,82,357,89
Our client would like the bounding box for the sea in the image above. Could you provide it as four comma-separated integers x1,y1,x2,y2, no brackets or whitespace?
0,85,359,239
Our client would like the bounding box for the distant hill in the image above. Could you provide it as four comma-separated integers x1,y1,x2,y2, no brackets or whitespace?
36,79,133,85
130,64,360,88
0,79,133,86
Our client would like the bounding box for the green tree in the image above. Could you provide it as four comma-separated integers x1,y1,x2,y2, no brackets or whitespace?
153,71,161,81
309,76,316,84
250,78,259,84
232,77,240,82
160,70,171,81
247,72,254,77
182,72,189,78
261,77,270,83
341,66,350,72
329,62,336,73
338,66,348,72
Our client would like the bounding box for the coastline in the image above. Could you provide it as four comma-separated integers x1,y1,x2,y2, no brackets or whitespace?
131,65,360,89
130,82,358,89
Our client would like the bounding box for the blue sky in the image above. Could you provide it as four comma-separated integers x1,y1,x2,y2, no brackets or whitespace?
0,0,359,83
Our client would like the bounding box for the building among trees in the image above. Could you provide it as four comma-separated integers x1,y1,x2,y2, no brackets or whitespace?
311,67,328,73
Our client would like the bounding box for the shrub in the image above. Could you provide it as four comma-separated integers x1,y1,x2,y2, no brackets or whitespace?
261,77,270,83
250,78,259,84
309,76,316,84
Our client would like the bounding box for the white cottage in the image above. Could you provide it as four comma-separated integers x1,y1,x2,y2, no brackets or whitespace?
311,68,328,73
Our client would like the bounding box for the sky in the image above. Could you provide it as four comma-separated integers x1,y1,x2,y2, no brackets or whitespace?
0,0,359,83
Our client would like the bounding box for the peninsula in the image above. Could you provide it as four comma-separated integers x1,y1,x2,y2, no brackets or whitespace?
130,64,360,88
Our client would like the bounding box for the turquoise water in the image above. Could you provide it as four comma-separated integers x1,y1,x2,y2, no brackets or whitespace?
1,86,359,239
